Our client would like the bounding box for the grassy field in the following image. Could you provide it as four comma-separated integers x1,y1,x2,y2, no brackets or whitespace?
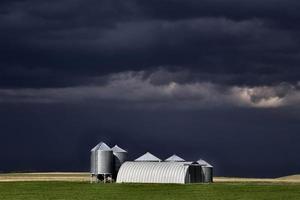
0,173,300,200
0,181,300,200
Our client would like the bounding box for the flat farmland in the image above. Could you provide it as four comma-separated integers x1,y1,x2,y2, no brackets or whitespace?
0,173,300,200
0,181,300,200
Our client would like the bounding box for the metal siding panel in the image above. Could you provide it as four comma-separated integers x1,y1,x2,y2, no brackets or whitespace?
127,162,135,182
137,162,143,182
165,164,172,183
202,166,213,183
97,150,113,174
90,151,95,174
113,152,127,173
155,163,163,183
90,144,100,175
90,142,111,175
143,163,150,182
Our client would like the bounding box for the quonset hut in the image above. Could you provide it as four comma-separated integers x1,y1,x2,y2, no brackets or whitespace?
116,161,195,184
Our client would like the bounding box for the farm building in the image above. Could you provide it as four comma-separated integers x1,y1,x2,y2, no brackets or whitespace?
90,142,128,182
116,161,202,184
198,159,213,183
90,142,213,184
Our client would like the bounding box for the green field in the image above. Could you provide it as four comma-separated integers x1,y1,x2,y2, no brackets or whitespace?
0,181,300,200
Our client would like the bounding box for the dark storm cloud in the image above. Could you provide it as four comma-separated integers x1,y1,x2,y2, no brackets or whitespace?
1,0,300,88
0,70,299,108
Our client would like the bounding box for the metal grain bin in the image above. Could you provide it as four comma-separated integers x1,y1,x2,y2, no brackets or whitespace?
202,166,213,183
197,159,213,183
96,142,113,175
112,145,127,174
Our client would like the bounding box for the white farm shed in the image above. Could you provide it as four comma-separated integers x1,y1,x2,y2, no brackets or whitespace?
116,161,202,184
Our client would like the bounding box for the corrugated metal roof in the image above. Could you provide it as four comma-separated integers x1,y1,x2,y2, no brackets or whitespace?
116,161,189,184
135,152,161,162
197,159,213,167
97,142,111,151
165,154,185,162
91,143,101,152
112,145,127,153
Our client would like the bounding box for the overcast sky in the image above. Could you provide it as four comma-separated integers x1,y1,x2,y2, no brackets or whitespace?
0,0,300,177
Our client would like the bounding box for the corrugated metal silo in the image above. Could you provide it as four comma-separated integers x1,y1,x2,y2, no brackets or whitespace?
96,142,113,175
202,166,213,183
112,145,127,174
198,159,213,183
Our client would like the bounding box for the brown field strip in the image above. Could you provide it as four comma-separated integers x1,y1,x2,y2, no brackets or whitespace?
0,172,90,182
215,177,300,183
0,173,299,183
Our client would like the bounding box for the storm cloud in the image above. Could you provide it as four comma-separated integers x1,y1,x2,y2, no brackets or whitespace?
1,0,300,88
0,70,300,109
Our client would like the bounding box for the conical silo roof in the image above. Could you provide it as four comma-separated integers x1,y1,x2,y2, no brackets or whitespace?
91,144,100,152
135,152,161,162
197,159,213,167
112,145,127,153
98,142,111,151
165,154,185,162
91,141,111,152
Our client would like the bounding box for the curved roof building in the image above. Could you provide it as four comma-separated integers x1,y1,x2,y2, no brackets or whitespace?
116,161,200,184
117,162,189,184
